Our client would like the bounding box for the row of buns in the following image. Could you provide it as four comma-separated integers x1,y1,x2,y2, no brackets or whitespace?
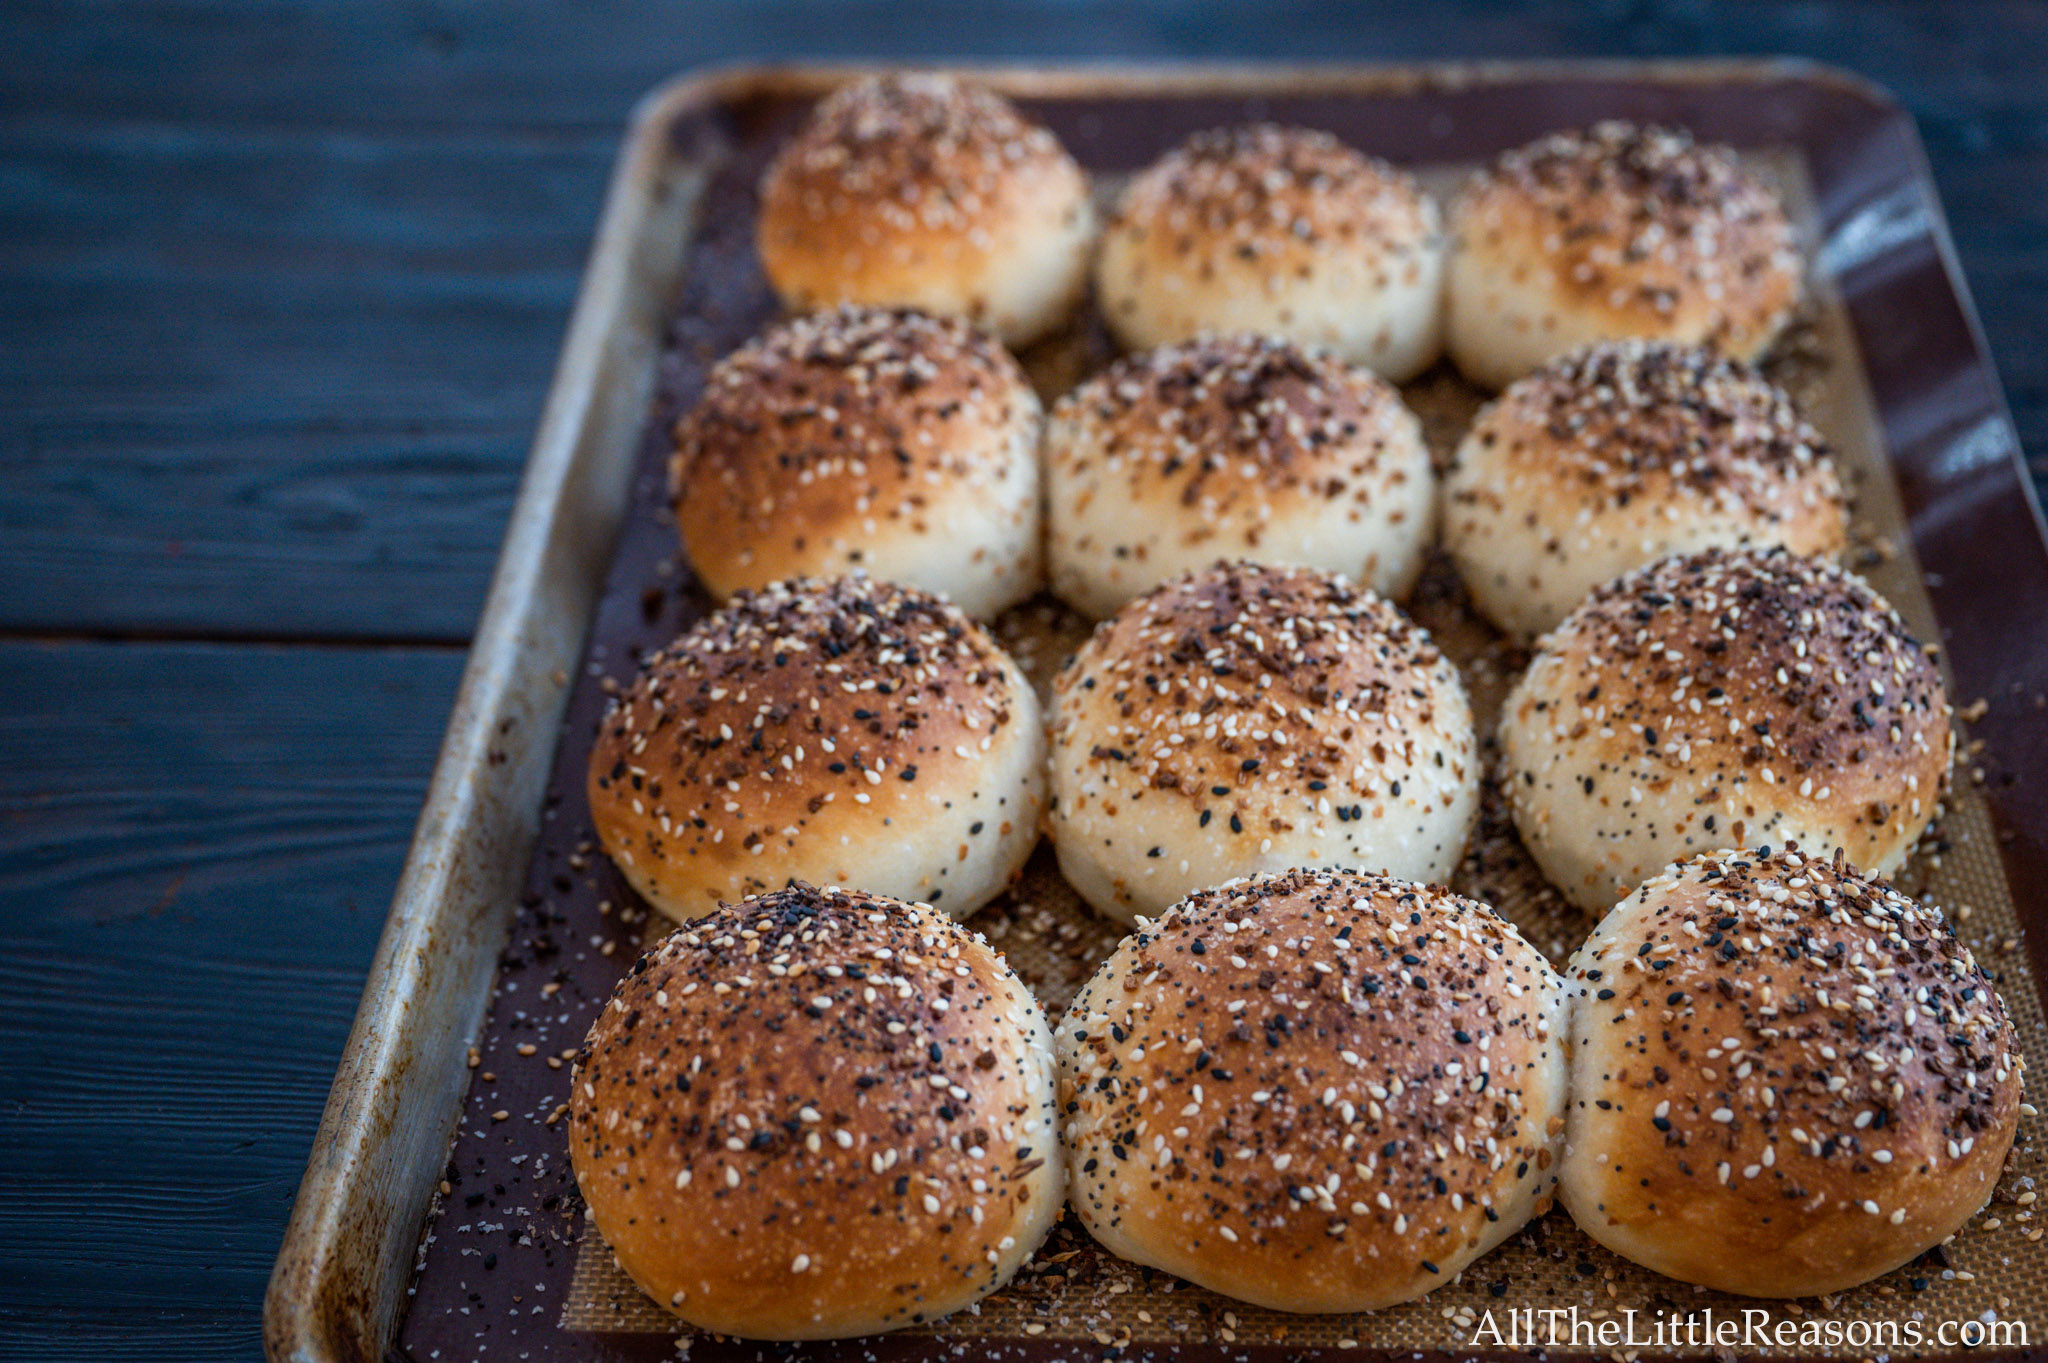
756,75,1801,387
589,546,1950,931
675,307,1850,642
571,849,2021,1337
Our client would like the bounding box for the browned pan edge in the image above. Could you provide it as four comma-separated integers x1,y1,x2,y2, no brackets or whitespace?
392,63,2048,1363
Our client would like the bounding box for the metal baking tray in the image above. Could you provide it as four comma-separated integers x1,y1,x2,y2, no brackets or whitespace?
266,62,2048,1363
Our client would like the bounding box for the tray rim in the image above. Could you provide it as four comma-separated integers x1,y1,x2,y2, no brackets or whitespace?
265,58,2048,1363
262,62,720,1363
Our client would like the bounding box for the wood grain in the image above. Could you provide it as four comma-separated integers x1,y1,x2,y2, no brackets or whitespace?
0,121,608,639
0,639,462,1360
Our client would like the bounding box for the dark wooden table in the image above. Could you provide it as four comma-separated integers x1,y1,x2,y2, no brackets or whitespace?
2,3,2042,1358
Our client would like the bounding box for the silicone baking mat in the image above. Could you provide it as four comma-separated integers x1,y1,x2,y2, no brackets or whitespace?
397,74,2046,1363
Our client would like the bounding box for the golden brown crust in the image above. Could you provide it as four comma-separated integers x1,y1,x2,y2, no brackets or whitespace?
588,575,1043,921
1562,846,2023,1297
1501,545,1952,910
1057,560,1455,797
1108,124,1433,266
1048,561,1477,924
1096,125,1443,376
1446,124,1800,387
1045,334,1433,615
1464,341,1842,525
762,75,1070,239
1051,333,1416,511
570,884,1062,1338
1059,868,1569,1311
1445,341,1848,637
671,306,1043,615
1461,123,1796,339
756,75,1092,344
1533,545,1948,815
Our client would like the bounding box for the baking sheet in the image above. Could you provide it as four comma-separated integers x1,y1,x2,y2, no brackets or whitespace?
354,67,2048,1363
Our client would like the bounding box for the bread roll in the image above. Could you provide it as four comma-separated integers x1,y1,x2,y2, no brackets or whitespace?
570,884,1064,1338
1561,845,2023,1297
672,306,1042,619
1046,333,1434,619
1445,341,1847,639
1048,561,1477,927
757,74,1094,347
588,575,1044,922
1096,125,1443,380
1500,546,1952,913
1059,868,1569,1312
1446,123,1800,390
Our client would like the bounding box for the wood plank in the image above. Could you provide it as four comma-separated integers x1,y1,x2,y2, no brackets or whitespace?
0,122,611,639
3,0,2045,135
0,639,464,1360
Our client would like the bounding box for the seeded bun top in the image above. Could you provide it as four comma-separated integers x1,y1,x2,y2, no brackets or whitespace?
1561,846,2022,1297
1096,124,1445,378
1446,123,1800,388
757,74,1094,346
1045,333,1435,616
1500,545,1952,910
671,305,1043,617
1047,561,1477,924
1059,867,1570,1312
570,884,1063,1337
1444,340,1847,637
587,575,1044,921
